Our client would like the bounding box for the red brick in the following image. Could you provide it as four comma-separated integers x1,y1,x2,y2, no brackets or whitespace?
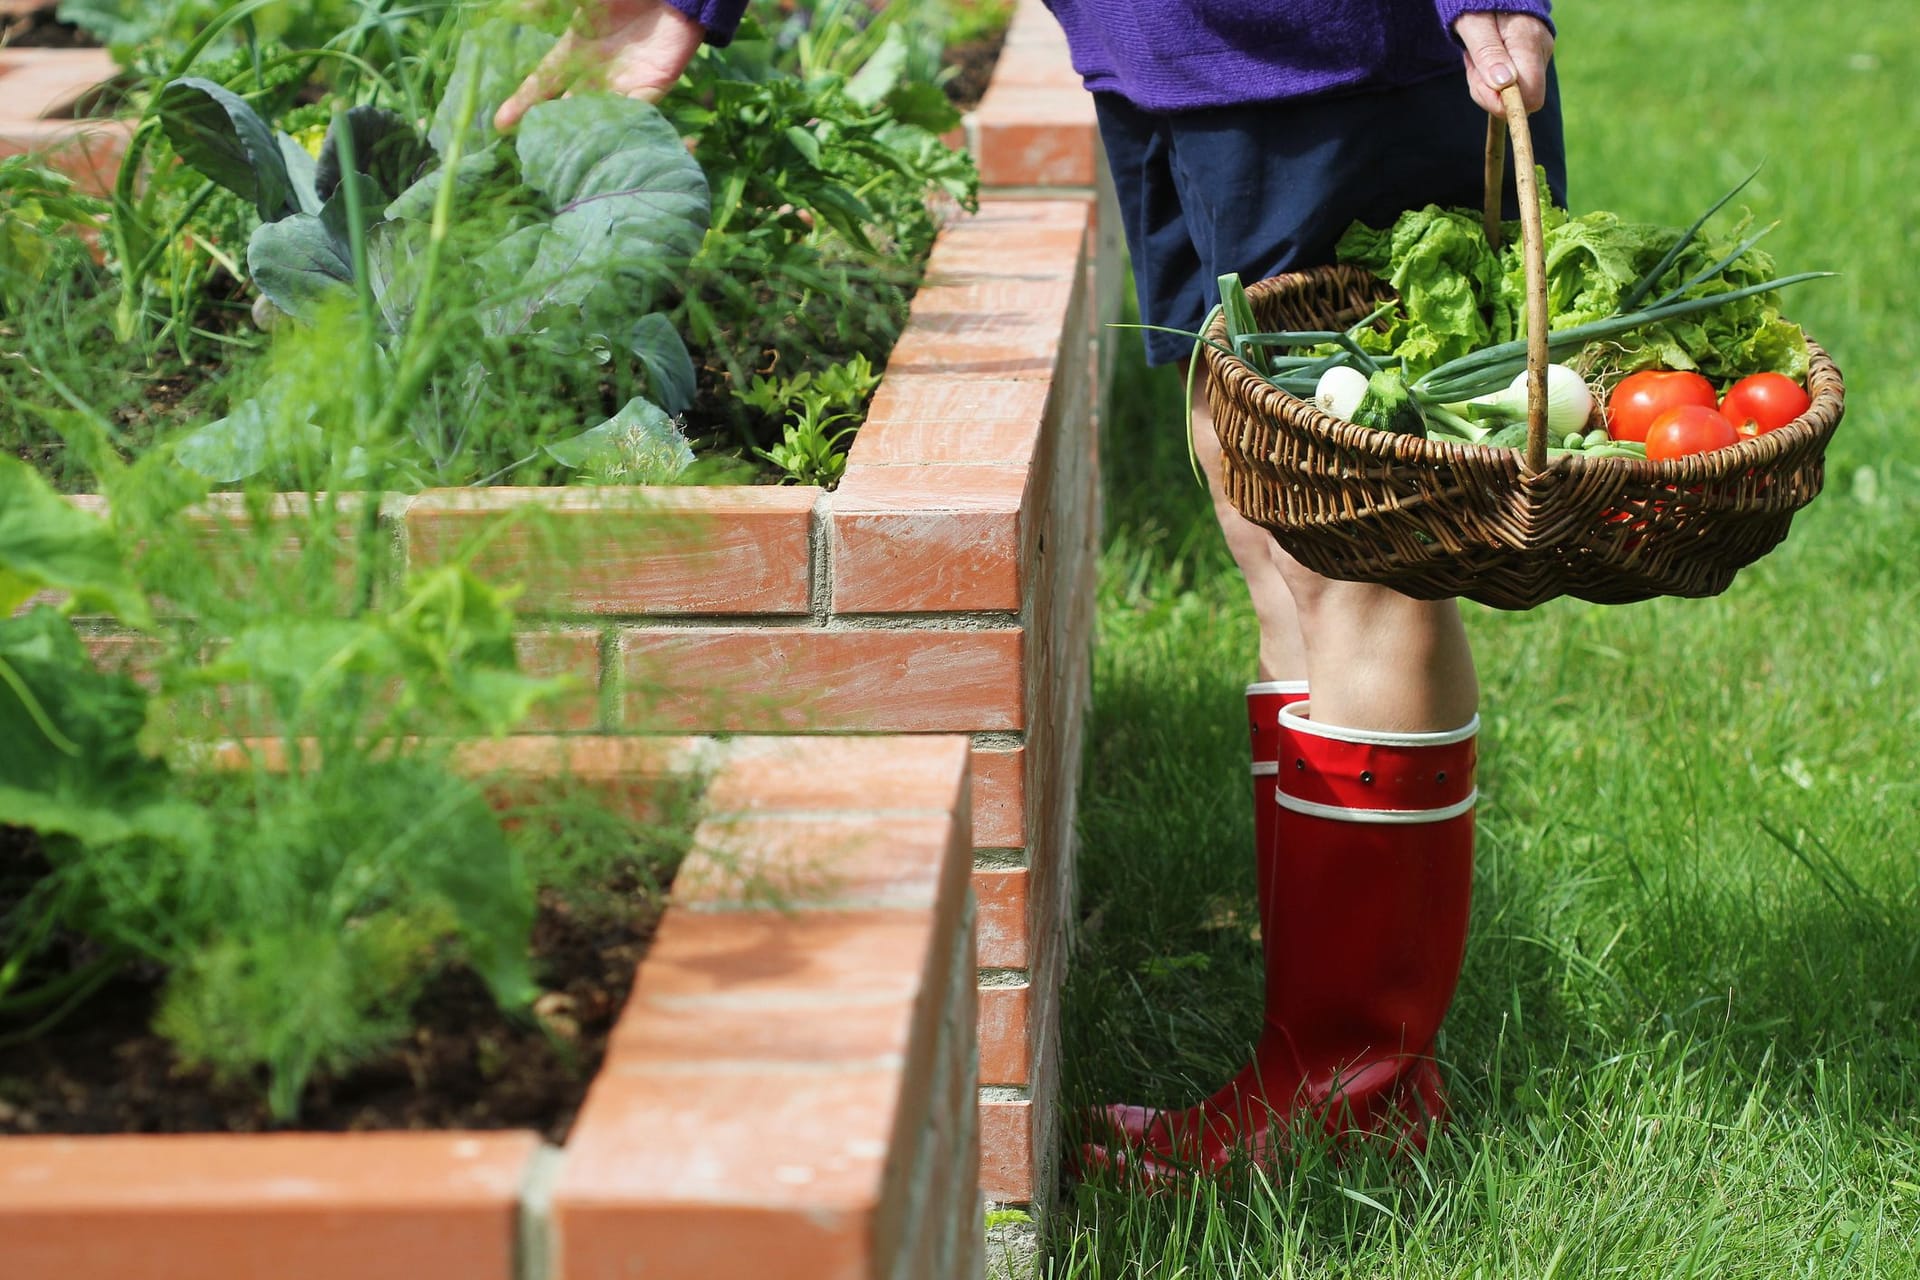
619,627,1024,733
885,319,1069,382
830,465,1029,613
885,206,1089,383
450,734,702,780
609,989,914,1068
923,201,1088,280
56,491,379,612
676,812,958,913
848,376,1050,468
512,628,603,731
628,909,940,1008
974,866,1030,969
0,1133,537,1280
0,117,128,194
979,1098,1035,1203
452,735,704,826
969,745,1027,848
972,39,1068,90
79,631,158,683
0,49,116,116
0,50,128,196
405,487,818,616
978,982,1032,1087
973,104,1099,189
704,736,972,818
554,1072,904,1280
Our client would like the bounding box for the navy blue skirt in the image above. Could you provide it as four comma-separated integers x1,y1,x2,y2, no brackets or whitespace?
1095,70,1568,366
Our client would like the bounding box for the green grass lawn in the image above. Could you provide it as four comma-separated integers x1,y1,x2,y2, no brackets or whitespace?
1051,3,1920,1275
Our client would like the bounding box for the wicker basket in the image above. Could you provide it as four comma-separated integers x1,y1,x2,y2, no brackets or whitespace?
1203,87,1846,611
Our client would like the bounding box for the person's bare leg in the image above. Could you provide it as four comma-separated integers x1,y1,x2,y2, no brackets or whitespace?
1083,367,1481,1178
1186,364,1306,683
1188,366,1478,730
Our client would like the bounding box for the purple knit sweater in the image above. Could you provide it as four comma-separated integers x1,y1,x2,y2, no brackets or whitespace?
668,1,1551,110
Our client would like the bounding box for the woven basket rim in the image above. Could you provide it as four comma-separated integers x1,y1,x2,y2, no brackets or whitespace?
1202,265,1847,484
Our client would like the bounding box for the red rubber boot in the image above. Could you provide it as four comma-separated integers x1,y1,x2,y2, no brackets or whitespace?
1084,679,1307,1159
1081,700,1477,1184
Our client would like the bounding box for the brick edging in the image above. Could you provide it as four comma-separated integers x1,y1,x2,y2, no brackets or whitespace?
0,735,981,1280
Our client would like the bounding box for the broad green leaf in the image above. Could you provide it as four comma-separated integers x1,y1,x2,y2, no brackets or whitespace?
516,95,710,305
845,25,908,106
0,455,147,623
628,313,696,415
391,766,537,1008
385,145,502,223
807,182,879,254
365,219,427,333
0,609,166,827
158,77,297,222
783,124,823,167
247,209,353,322
430,20,558,157
473,222,549,336
884,81,962,135
316,106,431,207
277,132,323,215
192,616,395,716
172,390,322,484
544,396,693,482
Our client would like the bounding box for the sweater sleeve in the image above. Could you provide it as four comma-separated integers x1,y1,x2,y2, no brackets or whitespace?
1433,1,1556,45
662,0,751,47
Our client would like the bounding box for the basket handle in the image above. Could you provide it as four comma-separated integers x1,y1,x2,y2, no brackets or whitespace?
1482,82,1552,474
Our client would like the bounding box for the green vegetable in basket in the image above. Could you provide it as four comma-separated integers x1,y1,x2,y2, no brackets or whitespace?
1452,363,1595,435
1350,369,1427,439
1335,173,1815,384
1217,272,1270,377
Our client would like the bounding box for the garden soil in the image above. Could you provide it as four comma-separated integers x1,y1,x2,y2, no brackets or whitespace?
941,23,1009,112
1,6,92,49
0,847,665,1145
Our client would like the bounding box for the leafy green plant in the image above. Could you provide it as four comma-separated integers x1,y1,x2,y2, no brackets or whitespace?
147,20,712,489
663,18,974,462
58,0,446,71
0,451,689,1117
739,353,880,485
0,159,107,317
6,1,978,490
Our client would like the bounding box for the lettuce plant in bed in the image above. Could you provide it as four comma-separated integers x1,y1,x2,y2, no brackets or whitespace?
154,20,712,490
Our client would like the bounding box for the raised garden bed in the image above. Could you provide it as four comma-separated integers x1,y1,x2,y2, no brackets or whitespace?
11,0,1111,1215
1,733,980,1280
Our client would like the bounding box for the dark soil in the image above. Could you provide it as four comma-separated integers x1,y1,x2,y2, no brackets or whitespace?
0,839,666,1144
942,24,1009,113
1,6,95,50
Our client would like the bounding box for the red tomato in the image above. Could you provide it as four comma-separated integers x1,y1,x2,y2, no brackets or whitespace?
1607,370,1720,442
1645,404,1739,461
1720,372,1811,439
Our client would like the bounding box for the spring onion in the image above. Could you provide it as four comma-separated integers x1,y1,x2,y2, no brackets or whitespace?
1314,366,1369,420
1452,363,1595,435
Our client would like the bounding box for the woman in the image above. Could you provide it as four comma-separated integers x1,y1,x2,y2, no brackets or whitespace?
500,0,1567,1185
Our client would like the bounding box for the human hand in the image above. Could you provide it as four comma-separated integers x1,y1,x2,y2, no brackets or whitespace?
1452,11,1554,115
494,0,704,133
